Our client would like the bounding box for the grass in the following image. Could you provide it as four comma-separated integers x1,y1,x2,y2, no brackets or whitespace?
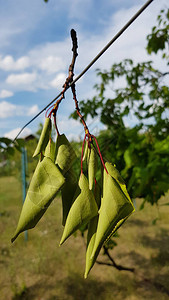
0,176,169,300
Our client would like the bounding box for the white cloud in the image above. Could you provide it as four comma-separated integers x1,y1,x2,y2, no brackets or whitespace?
4,127,32,139
0,0,168,138
0,101,16,118
6,72,37,89
0,55,30,71
40,56,65,74
67,132,81,142
57,114,82,138
0,101,39,118
50,73,67,88
67,0,92,20
27,105,39,116
0,89,13,98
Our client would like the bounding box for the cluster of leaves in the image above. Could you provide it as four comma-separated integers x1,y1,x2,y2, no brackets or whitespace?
96,128,169,207
12,117,134,277
0,137,25,156
6,6,169,274
71,8,169,207
71,59,169,138
146,8,169,61
0,138,26,176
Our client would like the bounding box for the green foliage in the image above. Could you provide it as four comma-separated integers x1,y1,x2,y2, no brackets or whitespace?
0,137,26,177
7,6,169,279
70,8,169,207
0,137,25,156
146,9,169,62
72,59,169,138
11,119,135,277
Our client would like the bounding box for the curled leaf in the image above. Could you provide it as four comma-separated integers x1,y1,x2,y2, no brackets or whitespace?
84,181,102,278
33,118,52,157
60,174,98,245
105,162,132,202
61,167,79,226
11,156,65,243
91,169,134,259
105,162,125,185
55,134,77,174
88,146,97,190
83,140,89,161
44,138,56,162
84,215,99,278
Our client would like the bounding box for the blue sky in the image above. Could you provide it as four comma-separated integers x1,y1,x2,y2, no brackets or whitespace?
0,0,168,141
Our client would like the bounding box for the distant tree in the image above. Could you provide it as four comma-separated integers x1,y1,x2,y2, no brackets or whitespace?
71,8,169,207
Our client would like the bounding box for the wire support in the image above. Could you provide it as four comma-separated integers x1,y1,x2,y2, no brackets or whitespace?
13,0,154,142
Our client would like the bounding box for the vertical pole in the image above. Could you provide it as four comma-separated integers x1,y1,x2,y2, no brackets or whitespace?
21,147,28,241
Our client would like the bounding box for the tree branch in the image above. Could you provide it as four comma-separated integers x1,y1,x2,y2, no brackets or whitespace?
96,246,135,273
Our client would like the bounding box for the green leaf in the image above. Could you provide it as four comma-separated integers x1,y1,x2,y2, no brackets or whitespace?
105,162,132,203
6,147,15,156
11,156,65,243
0,137,12,146
88,145,97,190
60,174,98,245
33,117,52,157
44,138,56,162
82,140,89,161
61,168,79,226
105,162,125,185
15,139,25,148
91,169,134,260
55,134,77,174
84,215,99,278
84,180,101,278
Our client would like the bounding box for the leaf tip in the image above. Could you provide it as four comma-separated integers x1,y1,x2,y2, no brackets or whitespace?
11,235,17,243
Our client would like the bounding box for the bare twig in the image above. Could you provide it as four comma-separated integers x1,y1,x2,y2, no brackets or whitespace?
13,0,154,141
96,246,135,273
48,29,79,131
69,30,90,135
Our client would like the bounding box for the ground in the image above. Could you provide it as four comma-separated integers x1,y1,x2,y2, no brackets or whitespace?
0,176,169,300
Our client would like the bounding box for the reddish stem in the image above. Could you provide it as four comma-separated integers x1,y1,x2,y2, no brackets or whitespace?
46,104,54,118
92,135,108,174
53,114,60,136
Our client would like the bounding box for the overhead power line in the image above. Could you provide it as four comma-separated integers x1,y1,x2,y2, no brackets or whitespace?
13,0,154,141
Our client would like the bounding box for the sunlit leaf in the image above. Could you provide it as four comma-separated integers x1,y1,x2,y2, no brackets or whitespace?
11,156,65,243
88,146,97,190
44,138,56,162
60,174,98,245
33,118,52,157
91,169,134,259
55,134,77,174
61,168,79,226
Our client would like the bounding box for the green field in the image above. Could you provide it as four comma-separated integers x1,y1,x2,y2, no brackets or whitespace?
0,176,169,300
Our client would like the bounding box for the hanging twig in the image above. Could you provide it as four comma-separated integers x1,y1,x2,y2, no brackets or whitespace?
68,30,90,136
12,0,154,141
46,29,79,132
